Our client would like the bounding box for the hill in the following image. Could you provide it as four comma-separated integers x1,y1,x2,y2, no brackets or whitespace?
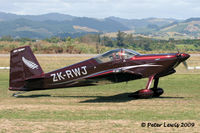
107,16,178,32
0,12,75,21
158,18,200,39
0,12,130,38
0,12,200,39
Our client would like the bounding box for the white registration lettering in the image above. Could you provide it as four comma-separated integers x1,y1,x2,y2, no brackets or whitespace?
51,73,58,82
65,70,74,78
13,48,25,53
57,72,65,80
51,66,88,82
72,68,81,77
81,66,87,75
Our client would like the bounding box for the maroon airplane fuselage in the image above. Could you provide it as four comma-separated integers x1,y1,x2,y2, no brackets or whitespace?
9,46,190,92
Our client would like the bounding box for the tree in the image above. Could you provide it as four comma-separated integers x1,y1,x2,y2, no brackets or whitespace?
124,33,134,48
67,36,71,42
0,35,14,41
96,34,101,54
102,36,114,47
116,30,125,47
45,37,61,43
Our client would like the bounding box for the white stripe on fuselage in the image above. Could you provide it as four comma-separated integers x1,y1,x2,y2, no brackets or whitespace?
121,64,162,70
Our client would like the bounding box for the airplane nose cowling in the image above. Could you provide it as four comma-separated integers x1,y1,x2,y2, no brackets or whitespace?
177,53,190,62
173,53,190,69
180,53,190,61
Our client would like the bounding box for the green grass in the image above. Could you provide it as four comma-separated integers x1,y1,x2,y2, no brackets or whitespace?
0,71,200,132
0,56,200,132
0,108,199,121
176,44,199,51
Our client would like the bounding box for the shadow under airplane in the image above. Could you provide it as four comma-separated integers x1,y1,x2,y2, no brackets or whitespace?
16,92,184,103
80,93,185,103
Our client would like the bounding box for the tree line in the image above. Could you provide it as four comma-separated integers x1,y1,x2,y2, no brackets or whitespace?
0,31,200,53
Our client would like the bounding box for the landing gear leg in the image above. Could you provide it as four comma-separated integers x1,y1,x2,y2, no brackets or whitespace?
152,78,159,91
145,75,154,90
151,78,164,97
129,75,154,98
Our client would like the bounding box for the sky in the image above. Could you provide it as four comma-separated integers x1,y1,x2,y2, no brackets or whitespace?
0,0,200,19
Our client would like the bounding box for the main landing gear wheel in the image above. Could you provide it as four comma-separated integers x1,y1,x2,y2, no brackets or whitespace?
151,88,164,97
129,76,164,99
150,78,164,97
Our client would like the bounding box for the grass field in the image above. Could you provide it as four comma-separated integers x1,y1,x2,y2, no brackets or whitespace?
0,55,200,133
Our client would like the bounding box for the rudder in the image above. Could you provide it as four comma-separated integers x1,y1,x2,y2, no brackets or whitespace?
9,46,44,91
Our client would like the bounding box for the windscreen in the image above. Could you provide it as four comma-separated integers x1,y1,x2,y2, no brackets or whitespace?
94,49,140,63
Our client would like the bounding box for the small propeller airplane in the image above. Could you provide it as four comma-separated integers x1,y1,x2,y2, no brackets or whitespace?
9,46,190,98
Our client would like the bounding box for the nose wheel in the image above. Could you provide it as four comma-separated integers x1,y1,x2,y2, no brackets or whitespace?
129,76,164,99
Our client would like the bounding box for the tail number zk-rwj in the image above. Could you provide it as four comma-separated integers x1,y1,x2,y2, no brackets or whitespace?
51,66,87,82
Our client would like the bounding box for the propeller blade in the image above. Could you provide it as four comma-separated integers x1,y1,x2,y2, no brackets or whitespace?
176,46,180,54
182,61,188,69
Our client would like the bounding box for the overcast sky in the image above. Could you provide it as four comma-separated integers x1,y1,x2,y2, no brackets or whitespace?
0,0,200,19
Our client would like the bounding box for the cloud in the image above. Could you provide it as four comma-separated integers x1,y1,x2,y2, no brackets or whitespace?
0,0,200,19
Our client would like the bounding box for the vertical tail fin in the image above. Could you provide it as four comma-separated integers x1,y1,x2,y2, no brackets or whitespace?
9,46,44,91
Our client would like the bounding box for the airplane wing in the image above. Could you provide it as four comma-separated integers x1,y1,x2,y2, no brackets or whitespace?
85,68,143,83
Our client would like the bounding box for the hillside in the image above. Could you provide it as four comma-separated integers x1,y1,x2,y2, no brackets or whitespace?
0,12,200,39
0,12,75,21
159,18,200,38
0,12,129,38
107,17,178,32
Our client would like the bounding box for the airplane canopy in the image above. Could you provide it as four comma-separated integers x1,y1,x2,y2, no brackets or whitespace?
94,48,140,63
